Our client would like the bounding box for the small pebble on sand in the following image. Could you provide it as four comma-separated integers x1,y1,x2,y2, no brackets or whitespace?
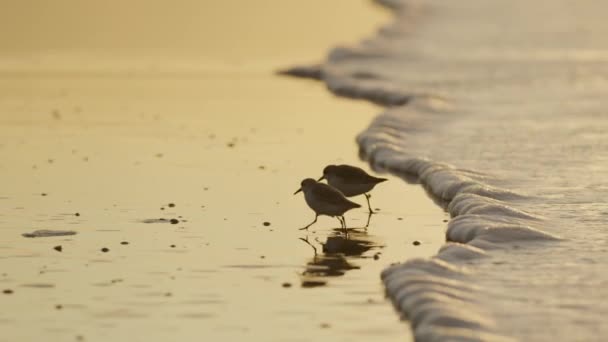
75,212,80,217
282,282,292,288
170,219,179,224
53,245,63,252
55,304,63,310
170,245,176,248
168,203,175,208
413,241,421,246
3,289,13,294
263,221,271,226
101,247,110,253
120,241,129,245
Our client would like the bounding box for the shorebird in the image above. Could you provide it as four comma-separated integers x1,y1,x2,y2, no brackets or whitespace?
318,164,387,214
294,178,361,232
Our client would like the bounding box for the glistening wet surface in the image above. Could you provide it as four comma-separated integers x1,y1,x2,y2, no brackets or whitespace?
0,1,446,341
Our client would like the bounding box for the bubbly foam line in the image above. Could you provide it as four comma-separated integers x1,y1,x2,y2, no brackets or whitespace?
285,0,561,340
357,106,558,340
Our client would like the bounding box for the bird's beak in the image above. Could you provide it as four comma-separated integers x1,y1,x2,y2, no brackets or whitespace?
293,188,302,195
317,175,325,181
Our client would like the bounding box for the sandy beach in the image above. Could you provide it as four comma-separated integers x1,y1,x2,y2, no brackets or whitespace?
0,1,446,341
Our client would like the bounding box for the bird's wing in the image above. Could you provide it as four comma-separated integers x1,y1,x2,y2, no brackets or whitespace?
336,165,385,184
312,183,360,207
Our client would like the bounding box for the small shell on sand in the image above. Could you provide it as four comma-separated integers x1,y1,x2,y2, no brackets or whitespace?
22,230,77,238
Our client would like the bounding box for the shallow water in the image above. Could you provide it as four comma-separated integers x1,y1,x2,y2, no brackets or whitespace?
0,2,448,341
303,0,608,340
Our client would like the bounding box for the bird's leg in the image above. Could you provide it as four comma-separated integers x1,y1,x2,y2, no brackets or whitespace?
299,214,318,230
363,211,372,229
335,216,344,228
365,193,374,214
339,215,349,235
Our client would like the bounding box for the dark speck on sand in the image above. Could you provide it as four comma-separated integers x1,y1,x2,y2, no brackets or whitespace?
413,240,421,246
3,289,13,294
168,203,175,208
170,219,179,224
23,230,77,238
282,282,292,288
75,212,80,217
101,247,110,253
53,245,63,252
263,221,271,226
120,241,129,245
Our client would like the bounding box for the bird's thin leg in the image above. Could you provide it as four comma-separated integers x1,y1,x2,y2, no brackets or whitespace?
299,214,318,230
335,216,344,228
365,193,374,214
340,216,348,236
363,211,372,229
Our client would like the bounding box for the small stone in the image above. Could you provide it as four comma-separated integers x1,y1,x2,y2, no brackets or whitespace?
443,219,448,222
170,219,179,224
75,212,80,217
413,241,421,246
120,241,129,245
258,165,266,170
170,245,176,248
41,193,48,196
160,207,165,210
53,245,63,252
101,247,110,253
227,142,235,148
282,282,292,288
397,217,403,220
263,221,271,227
260,255,265,259
3,289,13,294
55,304,63,310
164,292,172,297
373,253,380,260
168,203,175,208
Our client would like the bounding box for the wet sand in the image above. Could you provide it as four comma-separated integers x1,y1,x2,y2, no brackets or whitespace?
0,1,446,341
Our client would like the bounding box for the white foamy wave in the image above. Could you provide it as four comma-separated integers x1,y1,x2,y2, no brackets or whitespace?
285,0,585,340
382,259,515,341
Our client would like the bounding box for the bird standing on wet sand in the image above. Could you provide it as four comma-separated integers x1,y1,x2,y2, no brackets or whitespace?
294,178,361,232
318,164,387,214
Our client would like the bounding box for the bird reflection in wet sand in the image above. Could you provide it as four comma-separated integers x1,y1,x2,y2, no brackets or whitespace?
298,231,380,288
294,178,361,232
318,164,387,214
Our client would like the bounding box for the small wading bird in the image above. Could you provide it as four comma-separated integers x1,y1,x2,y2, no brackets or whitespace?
318,164,388,214
294,178,361,232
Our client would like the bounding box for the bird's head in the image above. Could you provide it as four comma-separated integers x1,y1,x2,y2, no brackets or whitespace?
294,178,317,195
318,165,337,181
